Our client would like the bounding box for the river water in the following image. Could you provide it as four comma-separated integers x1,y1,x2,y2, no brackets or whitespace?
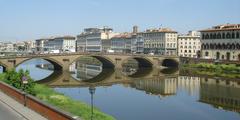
14,58,240,120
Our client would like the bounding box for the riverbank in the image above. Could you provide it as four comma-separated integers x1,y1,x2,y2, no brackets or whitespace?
182,63,240,79
0,72,115,120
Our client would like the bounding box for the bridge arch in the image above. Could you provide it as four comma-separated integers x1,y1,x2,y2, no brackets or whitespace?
162,59,179,68
122,57,153,68
16,58,63,70
71,55,115,69
0,62,7,72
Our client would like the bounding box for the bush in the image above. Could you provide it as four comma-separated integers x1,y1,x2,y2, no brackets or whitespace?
3,69,36,95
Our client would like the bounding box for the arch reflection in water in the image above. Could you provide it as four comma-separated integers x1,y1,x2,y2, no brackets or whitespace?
40,66,179,90
16,58,54,80
70,58,115,83
122,58,154,77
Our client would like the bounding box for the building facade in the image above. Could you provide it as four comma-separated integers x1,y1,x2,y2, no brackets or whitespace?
46,36,76,53
0,42,15,52
110,33,144,54
138,28,178,55
200,24,240,61
76,27,118,52
178,31,201,58
35,38,50,53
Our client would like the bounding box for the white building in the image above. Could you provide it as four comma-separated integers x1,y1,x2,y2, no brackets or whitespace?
138,28,178,55
200,24,240,61
0,42,15,52
46,36,76,53
35,38,50,53
76,27,118,52
178,31,201,58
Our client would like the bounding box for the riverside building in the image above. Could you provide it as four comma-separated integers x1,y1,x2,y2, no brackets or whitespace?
76,27,118,52
35,38,50,53
178,31,201,58
200,24,240,61
46,36,76,53
138,28,178,55
110,33,144,54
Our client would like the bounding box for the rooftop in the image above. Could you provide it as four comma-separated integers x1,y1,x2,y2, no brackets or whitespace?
200,24,240,32
54,36,75,40
143,28,177,33
111,33,133,39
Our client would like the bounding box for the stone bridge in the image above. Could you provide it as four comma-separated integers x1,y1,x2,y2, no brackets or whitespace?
0,53,179,72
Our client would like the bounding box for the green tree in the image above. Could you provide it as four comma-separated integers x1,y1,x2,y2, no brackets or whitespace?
4,69,36,95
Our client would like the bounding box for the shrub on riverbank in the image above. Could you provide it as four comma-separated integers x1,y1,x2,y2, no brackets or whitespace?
185,63,240,73
182,63,240,79
1,69,35,95
0,70,115,120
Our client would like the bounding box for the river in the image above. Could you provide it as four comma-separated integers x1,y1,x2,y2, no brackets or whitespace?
13,58,240,120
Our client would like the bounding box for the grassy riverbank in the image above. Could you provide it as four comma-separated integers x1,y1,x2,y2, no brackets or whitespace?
182,63,240,78
34,84,115,120
0,71,115,120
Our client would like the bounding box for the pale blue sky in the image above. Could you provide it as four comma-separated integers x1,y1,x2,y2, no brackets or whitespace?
0,0,240,41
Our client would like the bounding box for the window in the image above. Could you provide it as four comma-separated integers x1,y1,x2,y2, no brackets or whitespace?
206,34,209,39
237,32,240,38
213,33,216,39
202,34,205,39
222,33,225,39
210,34,213,39
205,52,209,56
232,32,235,39
226,33,231,39
217,33,221,39
189,50,191,53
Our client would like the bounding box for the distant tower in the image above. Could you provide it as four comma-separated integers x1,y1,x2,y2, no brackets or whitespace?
133,26,139,33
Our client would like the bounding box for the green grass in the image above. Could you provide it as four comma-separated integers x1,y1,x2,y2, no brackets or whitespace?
33,84,115,120
0,73,5,81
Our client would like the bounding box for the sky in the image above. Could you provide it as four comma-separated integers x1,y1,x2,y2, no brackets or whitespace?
0,0,240,42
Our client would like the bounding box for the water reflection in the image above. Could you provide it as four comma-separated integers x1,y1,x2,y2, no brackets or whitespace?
16,58,53,80
200,78,240,112
0,66,3,73
131,77,177,98
54,75,240,120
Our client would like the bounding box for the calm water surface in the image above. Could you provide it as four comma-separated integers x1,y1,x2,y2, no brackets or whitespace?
15,58,240,120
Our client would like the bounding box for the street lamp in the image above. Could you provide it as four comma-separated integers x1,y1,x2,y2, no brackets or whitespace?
89,86,96,120
22,76,28,107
